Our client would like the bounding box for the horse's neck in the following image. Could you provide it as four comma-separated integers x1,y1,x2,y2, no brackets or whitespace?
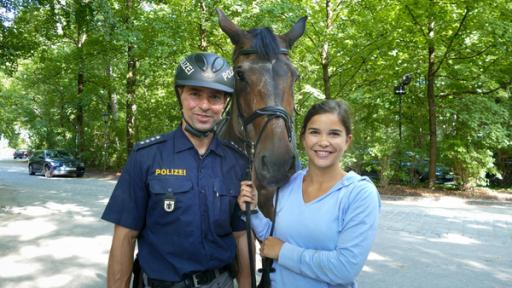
218,113,245,150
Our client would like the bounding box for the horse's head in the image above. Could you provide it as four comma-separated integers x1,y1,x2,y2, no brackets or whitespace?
217,9,306,189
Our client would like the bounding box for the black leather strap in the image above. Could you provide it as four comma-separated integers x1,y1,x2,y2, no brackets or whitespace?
147,266,230,288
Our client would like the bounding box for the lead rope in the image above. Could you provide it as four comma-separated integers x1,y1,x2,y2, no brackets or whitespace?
244,142,257,288
257,187,278,288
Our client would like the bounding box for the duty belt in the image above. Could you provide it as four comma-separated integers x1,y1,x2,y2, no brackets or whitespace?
146,266,230,288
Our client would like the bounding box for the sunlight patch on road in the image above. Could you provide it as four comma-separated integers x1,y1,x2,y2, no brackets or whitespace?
367,252,388,261
97,197,110,204
34,274,74,287
33,235,112,263
0,218,57,241
9,274,74,288
6,266,105,288
7,201,91,217
461,259,487,270
495,270,512,282
429,233,480,245
466,223,492,230
0,235,111,283
0,256,42,277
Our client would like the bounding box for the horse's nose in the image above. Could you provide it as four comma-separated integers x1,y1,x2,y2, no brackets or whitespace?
261,154,293,172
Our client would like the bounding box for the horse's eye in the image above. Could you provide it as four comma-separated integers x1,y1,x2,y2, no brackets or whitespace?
235,69,246,82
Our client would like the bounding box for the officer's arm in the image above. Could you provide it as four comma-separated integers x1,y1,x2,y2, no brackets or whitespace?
234,230,253,288
107,225,139,288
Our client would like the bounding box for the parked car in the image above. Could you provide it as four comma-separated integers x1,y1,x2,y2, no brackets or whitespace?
28,149,85,178
357,157,454,184
13,149,29,159
411,160,455,184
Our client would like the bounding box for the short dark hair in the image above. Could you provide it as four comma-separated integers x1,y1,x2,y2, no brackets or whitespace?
300,100,352,138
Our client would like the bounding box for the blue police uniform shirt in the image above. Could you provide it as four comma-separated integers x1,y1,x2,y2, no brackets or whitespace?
101,127,248,282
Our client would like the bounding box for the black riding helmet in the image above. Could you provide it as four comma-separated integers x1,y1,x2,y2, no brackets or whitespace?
174,52,234,105
174,52,234,138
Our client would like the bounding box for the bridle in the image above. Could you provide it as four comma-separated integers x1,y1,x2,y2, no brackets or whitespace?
234,48,294,166
234,47,294,288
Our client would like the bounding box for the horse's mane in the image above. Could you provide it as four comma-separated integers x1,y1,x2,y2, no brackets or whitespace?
247,28,281,60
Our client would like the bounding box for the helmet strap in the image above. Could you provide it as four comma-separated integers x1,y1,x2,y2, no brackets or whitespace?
182,116,213,138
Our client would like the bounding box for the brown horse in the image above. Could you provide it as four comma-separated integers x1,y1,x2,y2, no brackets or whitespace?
216,9,306,219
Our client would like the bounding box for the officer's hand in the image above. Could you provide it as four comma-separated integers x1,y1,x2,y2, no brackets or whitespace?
238,181,258,211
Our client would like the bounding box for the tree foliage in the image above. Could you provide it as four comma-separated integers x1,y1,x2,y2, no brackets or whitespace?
1,0,510,189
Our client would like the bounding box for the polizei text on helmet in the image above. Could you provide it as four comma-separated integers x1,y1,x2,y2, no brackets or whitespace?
180,59,195,75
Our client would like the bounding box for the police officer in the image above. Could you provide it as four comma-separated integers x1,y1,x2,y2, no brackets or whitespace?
102,52,251,288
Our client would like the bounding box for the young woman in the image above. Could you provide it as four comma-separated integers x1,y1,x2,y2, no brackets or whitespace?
238,100,380,288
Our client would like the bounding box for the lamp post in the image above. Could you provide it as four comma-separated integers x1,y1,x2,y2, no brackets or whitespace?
102,112,109,172
394,74,412,184
394,74,412,142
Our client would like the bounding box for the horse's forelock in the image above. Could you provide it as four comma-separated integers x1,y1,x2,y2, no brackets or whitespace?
247,28,281,61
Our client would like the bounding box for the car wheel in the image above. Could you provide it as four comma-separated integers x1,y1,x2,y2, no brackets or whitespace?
76,172,84,178
44,165,53,178
29,164,35,175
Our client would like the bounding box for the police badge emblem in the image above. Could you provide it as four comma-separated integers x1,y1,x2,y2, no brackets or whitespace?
164,198,175,212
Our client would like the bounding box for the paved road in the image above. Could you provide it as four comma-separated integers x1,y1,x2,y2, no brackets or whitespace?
0,159,115,288
358,196,512,288
0,159,511,287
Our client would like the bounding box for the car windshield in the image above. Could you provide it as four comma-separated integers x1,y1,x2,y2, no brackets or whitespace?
47,150,72,159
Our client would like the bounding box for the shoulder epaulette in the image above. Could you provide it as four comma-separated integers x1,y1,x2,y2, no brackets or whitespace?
134,134,166,151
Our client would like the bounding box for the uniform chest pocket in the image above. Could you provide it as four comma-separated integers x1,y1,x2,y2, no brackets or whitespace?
212,180,237,236
148,177,192,214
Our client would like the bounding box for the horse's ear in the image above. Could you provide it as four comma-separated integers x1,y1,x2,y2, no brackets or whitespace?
216,8,243,46
282,16,307,49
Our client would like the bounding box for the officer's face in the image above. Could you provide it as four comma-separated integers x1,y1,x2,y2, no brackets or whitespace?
180,86,227,132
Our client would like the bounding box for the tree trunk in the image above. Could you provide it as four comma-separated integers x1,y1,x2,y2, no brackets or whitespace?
125,0,136,153
321,0,332,99
198,0,208,51
427,18,437,188
77,70,85,155
75,2,87,156
106,64,118,121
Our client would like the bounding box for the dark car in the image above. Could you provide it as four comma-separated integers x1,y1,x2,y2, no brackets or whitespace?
357,157,455,184
13,149,29,159
400,160,454,184
28,149,85,178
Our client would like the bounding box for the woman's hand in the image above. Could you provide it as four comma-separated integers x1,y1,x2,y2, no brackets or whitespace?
238,181,258,211
260,237,284,260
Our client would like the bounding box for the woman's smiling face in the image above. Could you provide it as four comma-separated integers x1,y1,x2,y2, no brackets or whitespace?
302,112,352,170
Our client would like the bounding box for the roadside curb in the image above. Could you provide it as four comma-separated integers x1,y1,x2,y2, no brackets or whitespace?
380,194,512,205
